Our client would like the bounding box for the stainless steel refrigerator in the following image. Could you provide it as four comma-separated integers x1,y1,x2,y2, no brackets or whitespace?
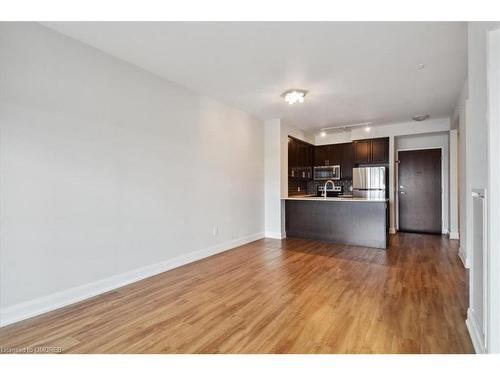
352,167,386,199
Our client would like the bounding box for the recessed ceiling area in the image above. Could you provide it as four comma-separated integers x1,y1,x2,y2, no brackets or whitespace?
42,21,467,131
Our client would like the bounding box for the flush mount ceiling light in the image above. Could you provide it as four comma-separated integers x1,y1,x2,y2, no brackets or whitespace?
365,126,371,132
320,131,327,137
281,89,307,105
412,114,430,121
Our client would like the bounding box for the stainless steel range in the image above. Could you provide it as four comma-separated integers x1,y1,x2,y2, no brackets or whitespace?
317,184,343,197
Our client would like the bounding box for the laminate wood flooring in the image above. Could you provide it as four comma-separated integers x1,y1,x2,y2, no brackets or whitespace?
0,233,473,353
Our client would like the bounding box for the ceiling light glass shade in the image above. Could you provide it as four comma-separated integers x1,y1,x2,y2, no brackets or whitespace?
281,90,307,105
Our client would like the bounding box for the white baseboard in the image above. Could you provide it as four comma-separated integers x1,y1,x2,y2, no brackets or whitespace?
0,232,264,328
389,227,396,234
466,308,486,353
265,231,286,239
449,232,460,240
458,247,469,268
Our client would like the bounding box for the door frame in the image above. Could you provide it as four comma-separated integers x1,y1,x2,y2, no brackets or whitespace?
395,147,445,234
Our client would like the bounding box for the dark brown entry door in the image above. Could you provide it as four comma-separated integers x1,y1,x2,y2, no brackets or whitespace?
398,149,442,234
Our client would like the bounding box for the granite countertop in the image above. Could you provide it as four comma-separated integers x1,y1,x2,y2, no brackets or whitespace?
283,195,388,202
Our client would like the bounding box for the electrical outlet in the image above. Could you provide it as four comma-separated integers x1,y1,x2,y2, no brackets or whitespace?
212,225,219,237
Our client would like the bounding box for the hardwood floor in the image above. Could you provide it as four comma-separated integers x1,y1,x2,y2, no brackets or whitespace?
0,233,473,354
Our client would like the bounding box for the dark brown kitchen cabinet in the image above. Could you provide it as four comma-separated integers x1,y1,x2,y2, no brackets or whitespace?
339,142,354,179
288,137,297,176
370,138,389,163
315,144,340,166
314,143,351,178
353,139,371,164
314,145,331,166
353,137,389,164
288,136,313,180
329,145,340,166
304,145,313,177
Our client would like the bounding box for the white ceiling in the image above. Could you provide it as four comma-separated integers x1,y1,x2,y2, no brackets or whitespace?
42,22,467,131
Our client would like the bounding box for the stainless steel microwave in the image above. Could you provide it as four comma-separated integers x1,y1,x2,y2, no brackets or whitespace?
314,165,341,180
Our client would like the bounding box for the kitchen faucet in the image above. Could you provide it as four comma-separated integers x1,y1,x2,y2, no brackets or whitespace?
323,180,335,199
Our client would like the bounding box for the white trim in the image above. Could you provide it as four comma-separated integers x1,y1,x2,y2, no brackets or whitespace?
467,308,486,353
449,129,460,241
265,231,286,239
388,135,396,234
459,247,469,268
0,232,264,327
396,146,446,233
459,247,469,269
449,232,460,240
470,188,488,352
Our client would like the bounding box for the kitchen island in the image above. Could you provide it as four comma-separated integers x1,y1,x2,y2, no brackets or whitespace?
283,196,388,249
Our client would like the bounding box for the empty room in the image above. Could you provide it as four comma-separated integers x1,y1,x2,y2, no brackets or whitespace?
1,2,500,370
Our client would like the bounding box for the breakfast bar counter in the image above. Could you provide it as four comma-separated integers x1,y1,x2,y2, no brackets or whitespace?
283,196,389,249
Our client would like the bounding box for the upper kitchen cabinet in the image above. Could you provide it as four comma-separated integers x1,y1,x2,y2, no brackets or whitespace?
339,142,354,179
314,145,331,166
353,139,371,164
314,143,352,179
370,137,389,163
353,137,389,164
314,144,340,166
288,137,314,179
288,137,297,176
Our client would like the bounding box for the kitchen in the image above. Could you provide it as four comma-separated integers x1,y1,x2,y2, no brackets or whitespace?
284,136,390,249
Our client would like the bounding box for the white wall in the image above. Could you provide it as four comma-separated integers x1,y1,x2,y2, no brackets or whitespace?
463,21,500,354
486,27,500,355
263,119,314,238
467,23,498,188
0,23,265,324
453,80,469,265
314,118,451,145
395,132,450,234
264,119,283,238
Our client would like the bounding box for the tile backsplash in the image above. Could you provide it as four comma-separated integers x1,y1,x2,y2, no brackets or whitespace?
307,179,353,195
288,178,352,196
288,178,308,196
